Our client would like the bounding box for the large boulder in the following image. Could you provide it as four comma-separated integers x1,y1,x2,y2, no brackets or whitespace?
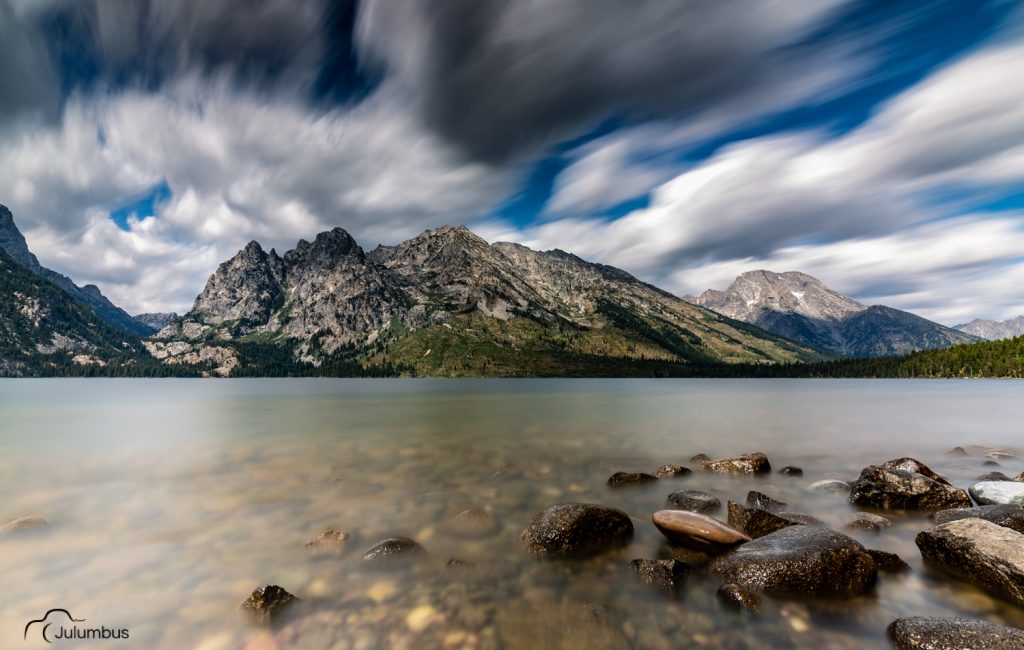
726,500,822,539
888,617,1024,650
652,510,750,552
968,481,1024,506
916,518,1024,606
848,465,971,510
931,504,1024,534
699,452,771,474
666,489,721,513
709,526,877,597
520,503,633,559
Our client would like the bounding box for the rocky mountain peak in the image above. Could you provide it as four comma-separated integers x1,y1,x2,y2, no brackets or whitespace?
955,315,1024,341
283,227,361,270
692,269,865,323
0,204,42,271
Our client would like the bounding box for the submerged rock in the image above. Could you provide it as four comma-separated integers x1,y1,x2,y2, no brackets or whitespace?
745,490,786,512
968,481,1024,506
717,583,760,614
916,518,1024,606
653,464,691,478
699,452,771,474
520,503,633,559
849,465,971,510
690,453,711,462
778,465,804,476
607,471,659,488
841,512,892,534
866,549,910,572
240,585,298,626
666,489,720,514
977,471,1011,482
709,526,877,597
808,479,851,494
727,500,822,539
629,558,691,593
362,537,427,565
305,528,350,556
1016,471,1024,482
947,446,970,457
652,510,750,552
931,504,1024,534
0,516,49,536
449,507,497,538
888,617,1024,650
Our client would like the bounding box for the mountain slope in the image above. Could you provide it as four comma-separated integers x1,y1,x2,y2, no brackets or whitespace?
153,226,820,375
689,270,978,358
955,315,1024,341
0,205,155,336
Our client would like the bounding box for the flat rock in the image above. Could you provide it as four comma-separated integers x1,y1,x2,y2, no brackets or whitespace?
778,465,804,476
653,464,691,478
717,583,759,614
727,500,822,539
0,516,49,536
745,491,786,512
931,504,1024,534
521,503,633,559
699,452,770,475
969,480,1024,506
808,479,851,494
652,510,750,553
709,526,877,597
849,465,971,510
607,471,659,488
916,518,1024,606
449,507,497,538
866,549,909,573
362,537,427,565
666,489,720,514
888,617,1024,650
879,457,951,485
240,585,298,625
629,559,691,593
841,512,892,534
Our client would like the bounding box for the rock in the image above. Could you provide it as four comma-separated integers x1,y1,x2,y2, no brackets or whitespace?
931,504,1024,534
778,465,804,476
0,516,49,536
653,464,691,478
983,460,1001,467
699,452,770,474
947,446,969,457
866,549,909,572
362,537,427,565
520,503,633,559
448,507,497,538
745,491,786,512
841,512,892,534
240,585,298,625
1016,471,1024,482
969,481,1024,506
709,526,877,597
406,604,440,632
879,457,951,485
986,450,1016,461
446,557,474,569
652,510,750,552
888,617,1024,650
607,471,659,488
849,465,971,510
916,518,1024,606
717,583,760,614
977,471,1011,482
726,501,822,539
304,528,350,555
629,559,691,593
808,479,851,494
666,489,721,514
690,453,711,462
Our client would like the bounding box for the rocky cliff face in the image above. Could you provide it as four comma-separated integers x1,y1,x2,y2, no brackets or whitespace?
956,316,1024,341
689,270,979,358
133,312,179,330
157,226,819,373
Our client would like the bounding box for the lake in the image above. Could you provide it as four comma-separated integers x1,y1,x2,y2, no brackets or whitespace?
1,379,1022,649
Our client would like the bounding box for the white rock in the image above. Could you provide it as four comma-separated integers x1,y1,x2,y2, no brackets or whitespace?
969,481,1024,506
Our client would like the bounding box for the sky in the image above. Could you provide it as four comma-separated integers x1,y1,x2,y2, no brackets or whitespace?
0,0,1022,325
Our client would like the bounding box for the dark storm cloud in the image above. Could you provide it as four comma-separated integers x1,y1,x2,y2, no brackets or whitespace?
0,2,59,121
356,0,851,163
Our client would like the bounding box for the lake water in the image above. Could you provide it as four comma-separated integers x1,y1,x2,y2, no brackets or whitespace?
1,379,1022,649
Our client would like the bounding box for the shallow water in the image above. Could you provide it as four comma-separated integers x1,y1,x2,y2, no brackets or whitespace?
1,378,1022,649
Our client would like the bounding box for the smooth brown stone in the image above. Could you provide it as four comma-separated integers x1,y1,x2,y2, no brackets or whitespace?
652,510,750,552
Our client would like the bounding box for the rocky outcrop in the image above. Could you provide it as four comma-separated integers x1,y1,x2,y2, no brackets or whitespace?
133,312,178,330
848,464,971,510
520,503,633,559
652,510,750,552
699,453,771,474
932,504,1024,533
888,617,1024,650
916,518,1024,606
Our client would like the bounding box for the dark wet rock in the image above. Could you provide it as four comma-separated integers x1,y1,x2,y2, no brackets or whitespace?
879,457,951,485
652,510,750,552
727,500,822,539
709,526,877,597
240,585,298,626
841,512,892,534
448,507,497,538
304,528,350,556
969,480,1024,506
520,503,633,559
0,516,50,536
778,465,804,476
931,504,1024,534
607,471,659,488
916,518,1024,606
977,471,1011,482
866,549,910,572
690,453,711,462
947,446,969,457
666,489,720,513
849,465,971,510
888,616,1024,650
653,464,691,478
808,479,851,494
745,490,786,512
699,452,771,474
717,583,760,614
362,537,427,565
629,558,691,593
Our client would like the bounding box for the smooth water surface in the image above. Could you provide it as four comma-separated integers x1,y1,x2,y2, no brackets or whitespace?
1,379,1022,649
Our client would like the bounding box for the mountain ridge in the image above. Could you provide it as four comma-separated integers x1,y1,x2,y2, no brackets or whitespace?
955,315,1024,341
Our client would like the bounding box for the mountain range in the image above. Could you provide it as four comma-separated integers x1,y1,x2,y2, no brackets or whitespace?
687,270,979,358
955,316,1024,341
